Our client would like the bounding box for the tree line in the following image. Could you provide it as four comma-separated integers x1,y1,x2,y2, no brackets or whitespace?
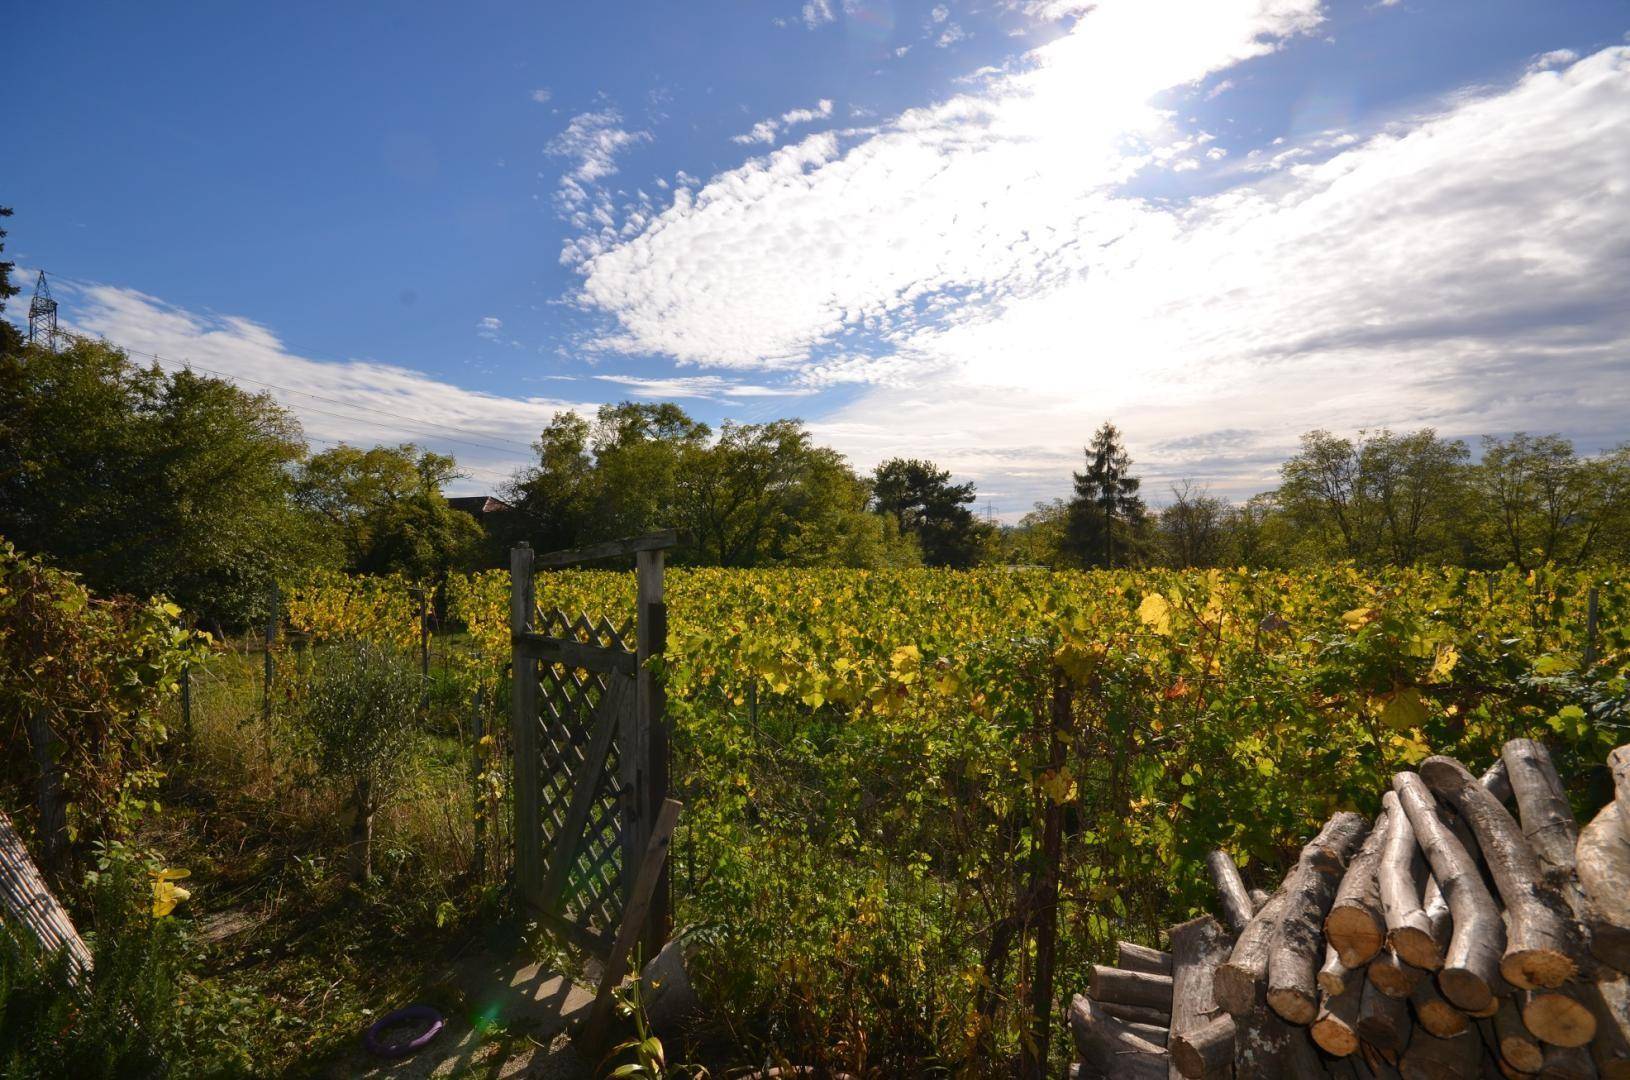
3,214,1626,625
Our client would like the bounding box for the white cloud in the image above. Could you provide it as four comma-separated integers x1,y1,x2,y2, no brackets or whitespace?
556,0,1630,505
1205,77,1235,99
593,374,817,401
801,0,836,29
936,22,969,47
1530,48,1578,72
530,88,552,104
930,4,950,23
50,283,598,493
477,315,503,340
731,99,835,145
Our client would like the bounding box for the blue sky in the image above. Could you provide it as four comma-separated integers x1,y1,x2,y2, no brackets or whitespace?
4,1,1628,513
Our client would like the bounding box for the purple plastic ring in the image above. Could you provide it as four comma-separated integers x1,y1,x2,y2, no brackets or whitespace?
364,1004,444,1058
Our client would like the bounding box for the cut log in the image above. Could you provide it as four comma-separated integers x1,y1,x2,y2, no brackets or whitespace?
1364,1039,1405,1077
1209,849,1258,936
1218,887,1292,1016
1412,978,1470,1038
1168,914,1229,1080
1400,1026,1480,1079
1172,1013,1234,1079
1070,994,1170,1080
1361,975,1417,1055
1395,772,1507,1012
1217,812,1368,1019
1330,806,1395,968
1419,756,1584,990
1578,804,1630,976
1130,1022,1171,1046
1121,940,1176,977
1250,888,1271,911
1484,759,1515,807
1502,740,1580,880
1322,943,1357,996
1585,977,1630,1079
1381,790,1447,971
1090,965,1175,1012
1495,994,1545,1074
1235,1006,1328,1079
1538,1044,1598,1079
1523,986,1599,1049
1370,947,1427,998
1609,748,1630,848
1314,976,1367,1056
1271,813,1374,1023
1099,1001,1174,1026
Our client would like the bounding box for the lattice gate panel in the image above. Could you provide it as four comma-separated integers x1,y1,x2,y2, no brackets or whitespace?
510,532,674,962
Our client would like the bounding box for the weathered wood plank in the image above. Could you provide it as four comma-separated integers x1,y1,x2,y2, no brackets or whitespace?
510,544,544,907
514,633,638,676
578,798,683,1057
0,809,92,983
534,530,680,569
539,674,634,913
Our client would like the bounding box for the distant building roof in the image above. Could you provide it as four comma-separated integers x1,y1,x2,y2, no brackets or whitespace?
447,495,513,516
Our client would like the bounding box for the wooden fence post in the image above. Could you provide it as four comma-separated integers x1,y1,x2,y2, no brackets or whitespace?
636,547,670,958
471,682,486,882
510,544,542,906
263,581,278,726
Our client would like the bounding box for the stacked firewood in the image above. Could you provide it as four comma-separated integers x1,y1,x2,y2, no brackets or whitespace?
1068,739,1630,1078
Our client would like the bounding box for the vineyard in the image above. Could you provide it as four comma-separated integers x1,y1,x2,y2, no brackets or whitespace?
270,561,1627,1070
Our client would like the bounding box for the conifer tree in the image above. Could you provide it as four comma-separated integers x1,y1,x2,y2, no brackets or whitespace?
1065,422,1147,567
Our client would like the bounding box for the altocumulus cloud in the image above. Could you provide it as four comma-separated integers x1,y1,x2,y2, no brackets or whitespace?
564,0,1630,507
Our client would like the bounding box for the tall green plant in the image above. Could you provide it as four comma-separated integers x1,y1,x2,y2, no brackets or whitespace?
295,641,424,882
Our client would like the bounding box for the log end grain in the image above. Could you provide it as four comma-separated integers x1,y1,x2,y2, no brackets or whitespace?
1522,989,1598,1049
1171,1012,1234,1079
1266,985,1318,1026
1499,947,1579,992
1327,903,1388,970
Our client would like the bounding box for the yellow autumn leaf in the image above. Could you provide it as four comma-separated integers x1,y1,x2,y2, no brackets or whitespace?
1137,594,1172,635
1040,767,1077,804
1341,607,1374,628
151,874,191,918
1430,644,1459,681
1380,687,1429,730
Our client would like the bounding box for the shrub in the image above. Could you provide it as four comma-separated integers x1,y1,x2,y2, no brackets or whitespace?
295,641,424,882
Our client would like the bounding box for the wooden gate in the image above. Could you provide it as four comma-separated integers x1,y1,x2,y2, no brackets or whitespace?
509,531,674,959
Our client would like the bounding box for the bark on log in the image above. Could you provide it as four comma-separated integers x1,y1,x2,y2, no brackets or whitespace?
1370,947,1426,998
1587,977,1630,1080
1399,1027,1480,1080
1250,888,1271,912
1272,812,1374,1023
1090,965,1175,1012
1314,976,1367,1056
1322,943,1357,996
1364,1039,1405,1077
1538,1044,1598,1079
1395,772,1507,1012
1235,1006,1328,1079
1523,986,1599,1049
1330,806,1394,968
1070,995,1171,1080
1419,756,1584,990
1209,849,1258,937
1578,804,1630,976
1361,976,1417,1055
1494,994,1545,1074
1130,1022,1171,1046
1218,813,1368,1021
1218,888,1292,1016
1168,915,1229,1080
1483,759,1515,807
1503,740,1580,881
1172,1013,1235,1079
1609,748,1630,848
1381,790,1446,971
1411,978,1470,1038
1099,1001,1174,1026
1121,939,1176,976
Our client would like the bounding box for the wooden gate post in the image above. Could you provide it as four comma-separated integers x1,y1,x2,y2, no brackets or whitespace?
510,543,543,905
636,547,670,957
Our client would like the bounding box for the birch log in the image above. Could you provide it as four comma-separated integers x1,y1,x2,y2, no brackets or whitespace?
1395,772,1507,1012
1168,915,1229,1080
1328,805,1393,968
1380,790,1445,971
1419,756,1584,990
1577,803,1630,975
1271,812,1374,1023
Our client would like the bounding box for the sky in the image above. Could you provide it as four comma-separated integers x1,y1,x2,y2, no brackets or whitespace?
3,1,1628,517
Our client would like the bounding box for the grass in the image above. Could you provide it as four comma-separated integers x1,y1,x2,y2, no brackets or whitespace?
140,634,523,1076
